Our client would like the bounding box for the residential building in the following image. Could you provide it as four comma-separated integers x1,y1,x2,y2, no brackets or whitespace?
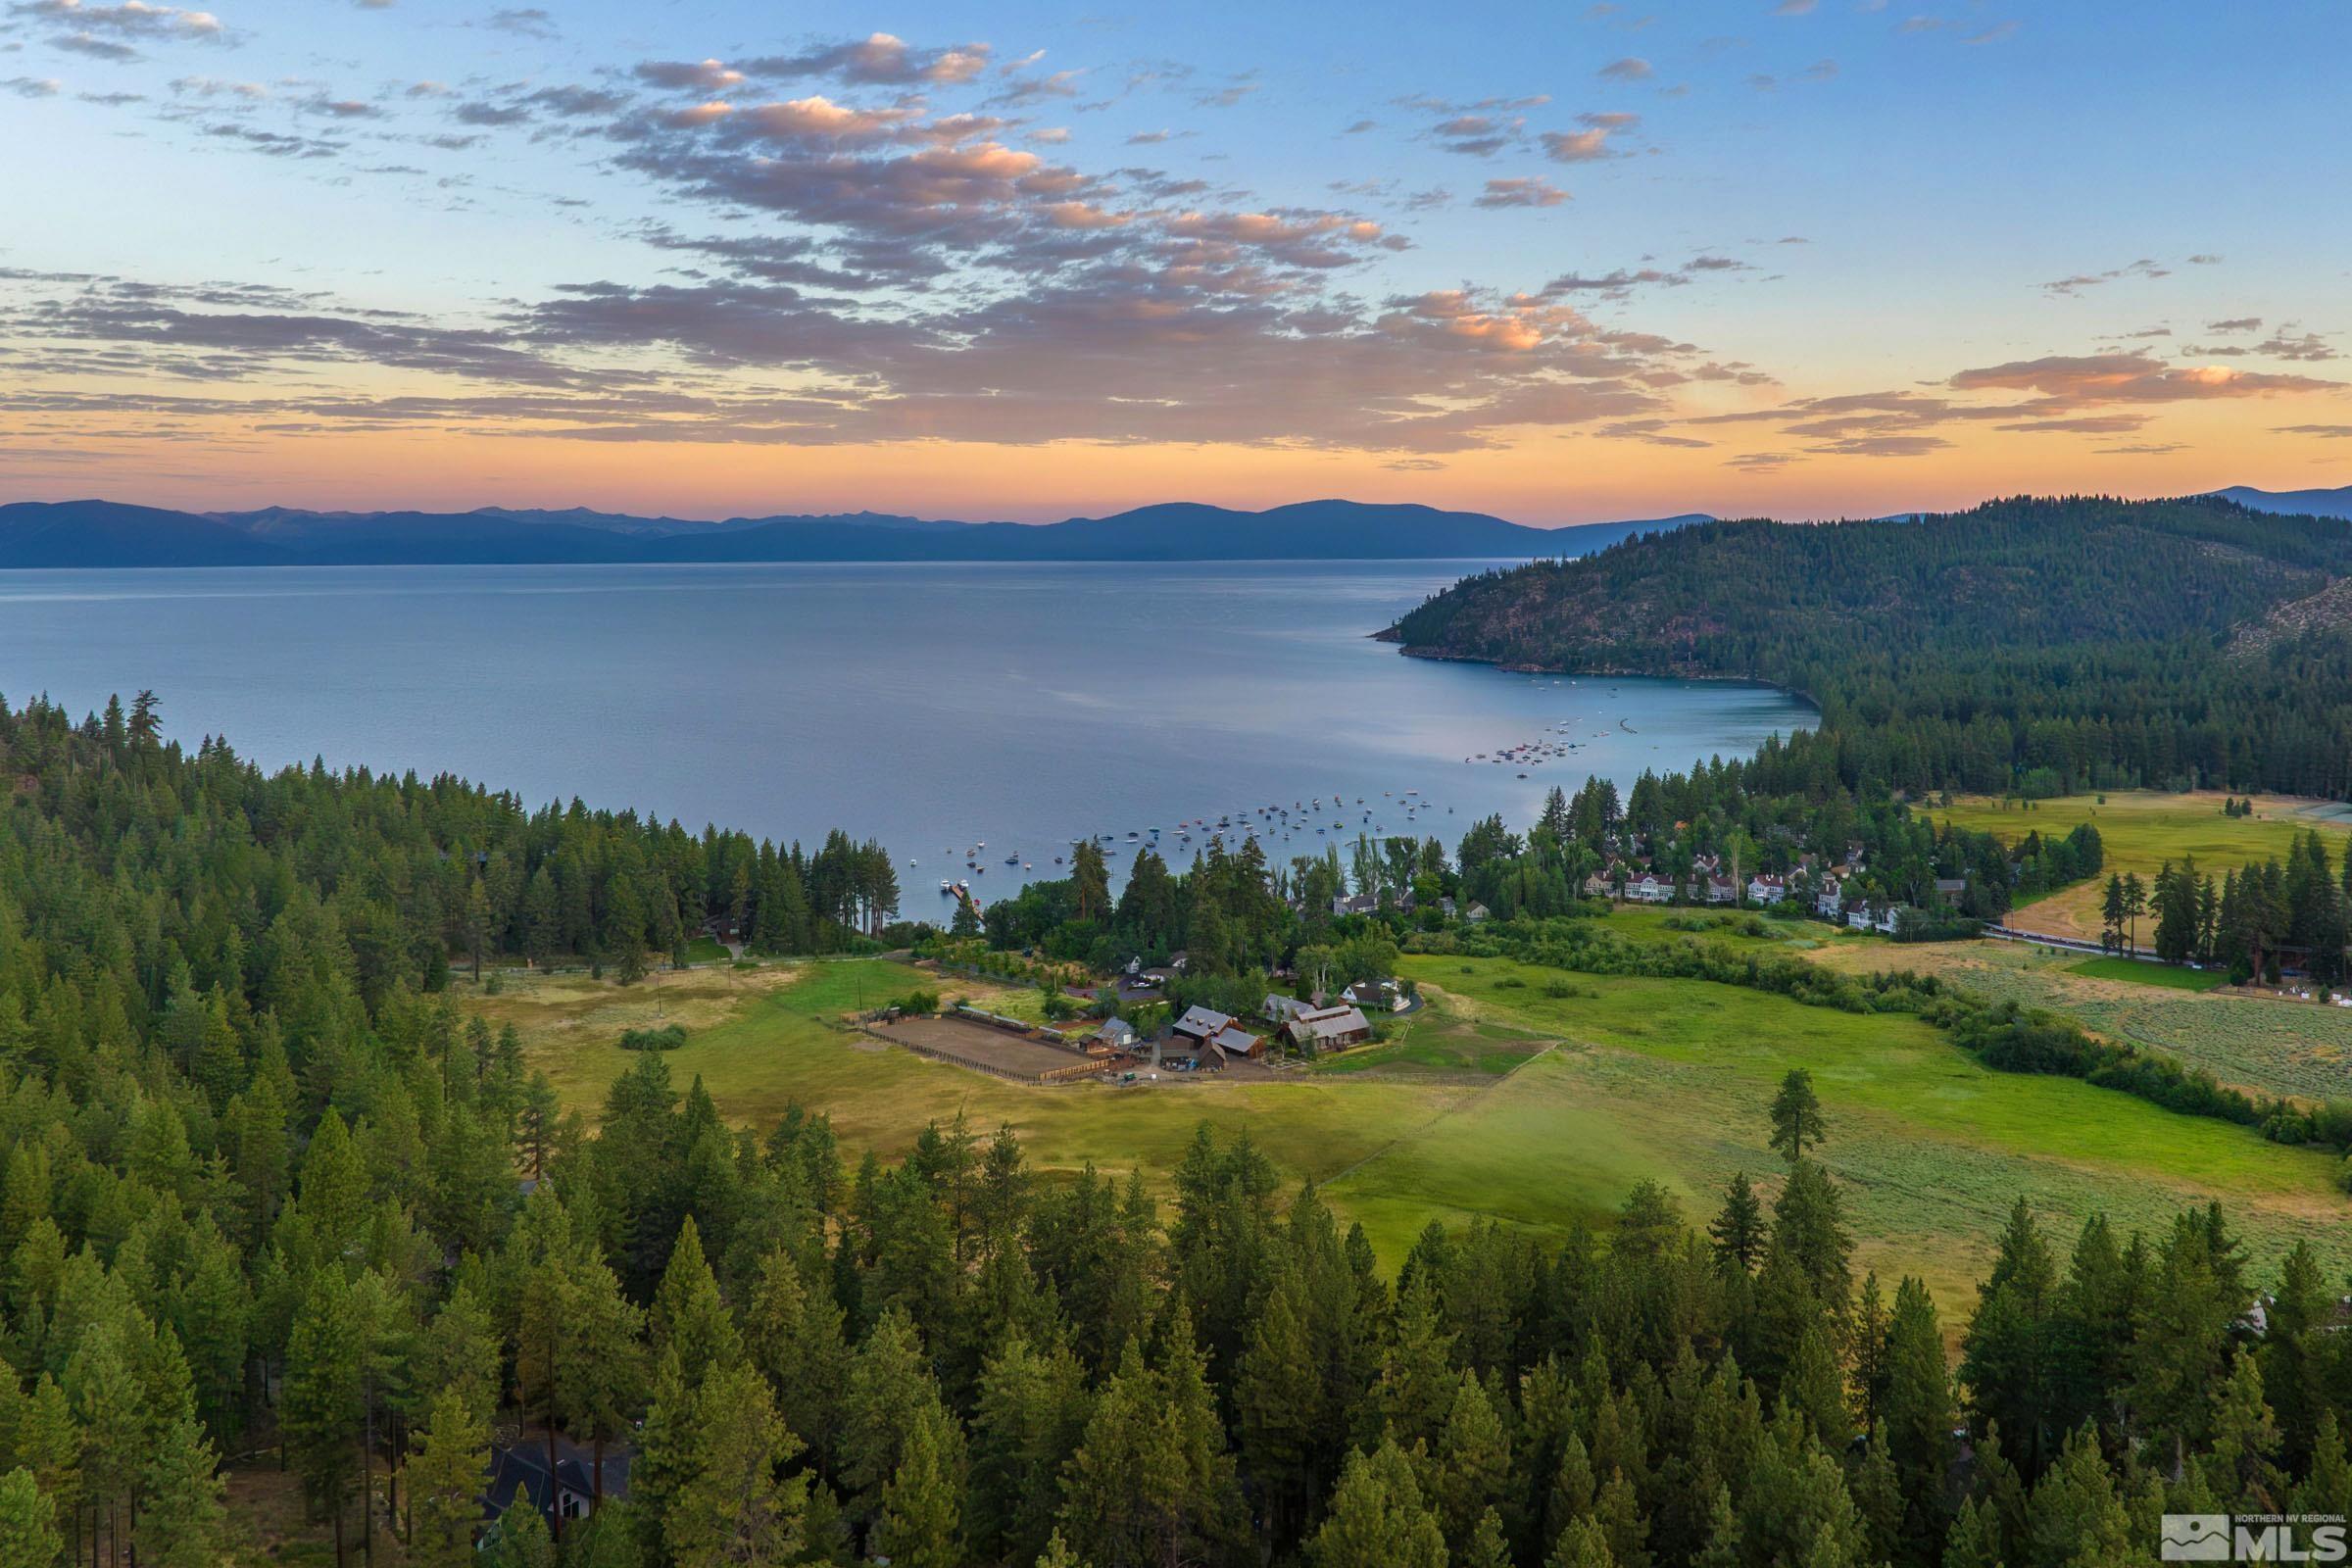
1207,1023,1265,1062
1261,993,1312,1024
1172,1005,1235,1045
1286,1004,1373,1051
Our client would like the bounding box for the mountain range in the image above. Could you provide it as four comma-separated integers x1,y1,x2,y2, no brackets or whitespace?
0,498,1713,570
2207,483,2352,521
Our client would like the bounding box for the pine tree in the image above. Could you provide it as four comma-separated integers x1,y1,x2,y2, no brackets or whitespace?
666,1361,808,1568
1547,1516,1618,1568
0,1468,62,1568
1307,1439,1448,1568
410,1390,491,1568
1768,1069,1827,1162
282,1269,364,1566
1432,1370,1512,1555
136,1412,228,1568
873,1406,962,1568
1708,1171,1766,1272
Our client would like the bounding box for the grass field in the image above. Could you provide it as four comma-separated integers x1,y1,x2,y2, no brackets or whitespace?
476,951,2352,1311
1935,789,2352,942
1807,939,2352,1103
2067,956,2224,991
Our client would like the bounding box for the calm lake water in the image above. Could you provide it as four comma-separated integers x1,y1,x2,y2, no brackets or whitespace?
0,561,1813,898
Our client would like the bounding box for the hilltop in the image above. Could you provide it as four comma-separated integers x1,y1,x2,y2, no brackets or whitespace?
1384,494,2352,799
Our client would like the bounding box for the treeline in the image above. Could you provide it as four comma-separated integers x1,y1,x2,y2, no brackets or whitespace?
2119,830,2351,986
1390,495,2352,801
5,691,897,1001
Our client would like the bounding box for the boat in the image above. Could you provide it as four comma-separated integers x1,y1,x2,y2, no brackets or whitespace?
939,880,953,893
1004,855,1019,865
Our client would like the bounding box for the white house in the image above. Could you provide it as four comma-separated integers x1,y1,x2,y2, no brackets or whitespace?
1626,873,1674,904
1703,876,1738,905
1747,874,1788,906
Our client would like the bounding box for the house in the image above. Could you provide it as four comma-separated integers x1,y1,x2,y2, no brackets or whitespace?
484,1438,630,1532
1173,1005,1236,1045
1286,1004,1372,1052
1206,1023,1265,1062
1464,902,1490,923
1626,873,1674,904
1933,876,1968,901
1813,877,1845,918
1090,1017,1140,1054
1845,902,1902,935
1331,892,1381,917
1747,874,1788,906
1261,993,1312,1024
1439,896,1457,919
1703,876,1738,905
1344,978,1409,1013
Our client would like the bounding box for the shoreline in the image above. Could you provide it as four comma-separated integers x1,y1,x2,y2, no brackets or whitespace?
1377,634,1825,716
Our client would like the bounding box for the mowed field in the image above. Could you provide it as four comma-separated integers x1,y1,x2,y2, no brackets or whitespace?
474,950,2352,1315
1936,789,2352,942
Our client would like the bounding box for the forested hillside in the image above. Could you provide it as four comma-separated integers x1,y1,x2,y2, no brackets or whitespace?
1386,496,2352,799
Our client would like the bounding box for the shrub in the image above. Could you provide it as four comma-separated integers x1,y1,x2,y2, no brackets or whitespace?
892,990,941,1016
619,1024,688,1052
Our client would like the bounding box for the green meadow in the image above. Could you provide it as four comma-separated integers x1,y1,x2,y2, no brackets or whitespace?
483,950,2351,1312
1935,789,2352,943
1809,919,2352,1103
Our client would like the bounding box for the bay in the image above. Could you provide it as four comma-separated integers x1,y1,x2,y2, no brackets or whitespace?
1,560,1813,900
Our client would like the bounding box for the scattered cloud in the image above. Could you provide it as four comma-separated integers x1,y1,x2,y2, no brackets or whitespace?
1474,176,1567,209
746,31,988,86
635,59,744,92
1598,57,1653,80
484,8,555,39
2040,258,2171,297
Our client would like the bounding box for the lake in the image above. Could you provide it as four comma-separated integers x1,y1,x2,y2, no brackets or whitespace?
0,561,1813,899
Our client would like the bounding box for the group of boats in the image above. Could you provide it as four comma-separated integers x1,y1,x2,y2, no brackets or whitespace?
922,790,1471,898
1468,714,1635,777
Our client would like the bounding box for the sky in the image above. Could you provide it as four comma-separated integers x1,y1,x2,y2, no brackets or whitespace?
2,0,2349,524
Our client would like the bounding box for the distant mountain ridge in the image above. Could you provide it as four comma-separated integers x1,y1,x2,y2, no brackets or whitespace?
0,498,1711,569
2208,483,2352,521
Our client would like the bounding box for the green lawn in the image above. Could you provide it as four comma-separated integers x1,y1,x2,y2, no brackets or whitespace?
681,936,733,964
2067,956,2224,991
485,952,2352,1309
